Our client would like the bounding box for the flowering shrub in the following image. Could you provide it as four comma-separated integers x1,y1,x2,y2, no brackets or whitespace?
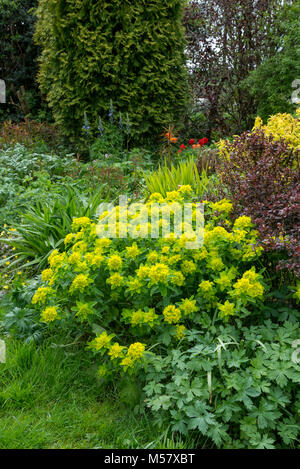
217,128,300,276
30,188,268,378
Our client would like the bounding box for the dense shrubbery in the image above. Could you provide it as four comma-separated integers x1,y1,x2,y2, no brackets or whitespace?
1,97,300,449
0,144,74,226
0,119,62,151
0,0,297,141
12,186,296,449
1,133,299,448
0,143,152,227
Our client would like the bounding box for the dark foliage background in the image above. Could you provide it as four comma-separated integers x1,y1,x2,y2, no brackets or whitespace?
0,0,46,122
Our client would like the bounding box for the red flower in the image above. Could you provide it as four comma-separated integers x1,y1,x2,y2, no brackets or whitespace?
180,144,186,150
199,137,209,146
178,149,183,154
189,139,195,145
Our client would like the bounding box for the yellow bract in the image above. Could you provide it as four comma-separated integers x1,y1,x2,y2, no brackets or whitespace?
253,109,300,150
41,306,58,323
163,305,182,324
32,286,52,305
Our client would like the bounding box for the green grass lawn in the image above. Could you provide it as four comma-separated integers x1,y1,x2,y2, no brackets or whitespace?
0,338,190,449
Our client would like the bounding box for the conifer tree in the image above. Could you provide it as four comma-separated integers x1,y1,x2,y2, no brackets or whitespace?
35,0,189,142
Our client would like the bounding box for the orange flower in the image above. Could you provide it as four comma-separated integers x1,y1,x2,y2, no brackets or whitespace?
170,137,178,143
192,144,201,149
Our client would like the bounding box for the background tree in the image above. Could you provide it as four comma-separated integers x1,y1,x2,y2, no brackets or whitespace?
244,0,300,121
182,0,293,139
35,0,189,143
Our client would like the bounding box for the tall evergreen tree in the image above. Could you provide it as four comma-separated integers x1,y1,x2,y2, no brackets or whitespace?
35,0,189,142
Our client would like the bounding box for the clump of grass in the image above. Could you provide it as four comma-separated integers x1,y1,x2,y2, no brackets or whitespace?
0,339,196,449
143,157,218,198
